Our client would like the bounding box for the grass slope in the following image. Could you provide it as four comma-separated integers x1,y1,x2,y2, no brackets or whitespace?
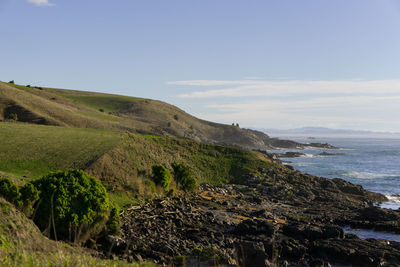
0,121,276,205
0,81,270,150
0,122,120,180
87,133,277,194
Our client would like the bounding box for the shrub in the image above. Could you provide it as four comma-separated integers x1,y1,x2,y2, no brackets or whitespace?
105,204,120,234
6,113,18,121
19,183,40,217
0,178,20,204
32,169,111,242
99,108,104,112
8,80,14,84
152,165,172,191
171,162,196,191
26,85,31,87
173,114,179,120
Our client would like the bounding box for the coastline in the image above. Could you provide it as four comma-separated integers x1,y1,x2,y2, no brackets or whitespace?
106,163,400,266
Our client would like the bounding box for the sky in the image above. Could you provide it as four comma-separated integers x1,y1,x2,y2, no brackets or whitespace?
1,0,400,132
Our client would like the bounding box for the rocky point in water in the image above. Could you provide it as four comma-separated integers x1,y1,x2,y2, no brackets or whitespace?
100,163,400,267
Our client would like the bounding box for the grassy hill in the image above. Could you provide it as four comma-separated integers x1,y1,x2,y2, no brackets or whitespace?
0,80,284,265
0,122,277,206
0,81,271,150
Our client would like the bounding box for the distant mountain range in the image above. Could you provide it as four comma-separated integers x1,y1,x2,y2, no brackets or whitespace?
255,127,400,138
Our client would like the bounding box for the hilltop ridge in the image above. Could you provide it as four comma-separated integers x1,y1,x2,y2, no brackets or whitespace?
0,81,309,150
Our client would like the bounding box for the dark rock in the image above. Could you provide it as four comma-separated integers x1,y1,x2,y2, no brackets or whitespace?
231,219,275,237
236,242,268,267
358,206,400,222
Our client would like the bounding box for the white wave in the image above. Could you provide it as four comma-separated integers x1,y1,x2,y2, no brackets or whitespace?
386,194,400,203
345,171,399,179
302,153,315,158
378,194,400,210
294,162,313,167
338,147,355,151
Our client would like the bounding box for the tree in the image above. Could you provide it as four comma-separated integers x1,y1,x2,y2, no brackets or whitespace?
19,182,40,217
0,177,20,204
171,162,196,191
32,169,112,243
152,165,172,191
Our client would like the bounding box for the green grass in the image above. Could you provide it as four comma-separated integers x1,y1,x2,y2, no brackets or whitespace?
0,122,120,179
88,133,277,189
76,110,122,122
59,95,143,113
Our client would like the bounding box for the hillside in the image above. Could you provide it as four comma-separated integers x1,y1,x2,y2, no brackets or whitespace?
0,122,277,206
0,81,277,150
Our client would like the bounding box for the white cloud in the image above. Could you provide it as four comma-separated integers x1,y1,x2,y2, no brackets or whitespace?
170,79,400,131
205,95,400,112
27,0,55,6
168,79,400,98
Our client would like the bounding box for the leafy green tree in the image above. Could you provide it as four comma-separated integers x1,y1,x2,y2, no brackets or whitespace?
19,182,40,217
32,169,111,243
152,165,172,191
0,177,20,204
105,204,120,234
171,162,196,191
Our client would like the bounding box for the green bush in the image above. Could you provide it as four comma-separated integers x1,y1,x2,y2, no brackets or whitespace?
32,169,111,242
0,178,20,204
152,165,172,191
6,113,18,121
171,162,196,191
8,80,14,84
19,182,40,217
105,204,120,234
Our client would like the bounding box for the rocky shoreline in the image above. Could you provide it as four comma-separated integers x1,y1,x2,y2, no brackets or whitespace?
100,165,400,267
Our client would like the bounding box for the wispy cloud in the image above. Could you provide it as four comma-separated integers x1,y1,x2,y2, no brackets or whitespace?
169,79,400,131
168,79,400,98
27,0,55,6
198,95,400,130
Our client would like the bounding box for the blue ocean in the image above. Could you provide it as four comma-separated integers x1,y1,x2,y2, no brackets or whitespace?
268,137,400,210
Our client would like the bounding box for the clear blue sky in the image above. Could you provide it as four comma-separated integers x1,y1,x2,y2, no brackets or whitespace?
1,0,400,131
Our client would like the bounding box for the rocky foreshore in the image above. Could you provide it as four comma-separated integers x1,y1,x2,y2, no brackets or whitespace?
103,166,400,267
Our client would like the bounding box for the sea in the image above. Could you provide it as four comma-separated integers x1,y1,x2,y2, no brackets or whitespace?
267,136,400,210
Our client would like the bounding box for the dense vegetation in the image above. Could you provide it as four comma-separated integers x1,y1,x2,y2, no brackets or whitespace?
31,170,113,243
171,162,196,191
0,170,119,244
0,197,150,266
151,164,173,191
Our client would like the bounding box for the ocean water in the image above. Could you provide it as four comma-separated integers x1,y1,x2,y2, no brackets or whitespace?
268,137,400,210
